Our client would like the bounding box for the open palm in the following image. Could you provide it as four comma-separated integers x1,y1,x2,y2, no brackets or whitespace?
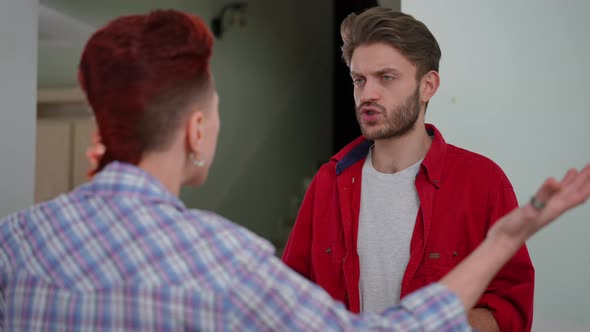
488,164,590,244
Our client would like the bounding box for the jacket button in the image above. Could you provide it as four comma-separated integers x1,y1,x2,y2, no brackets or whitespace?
326,247,332,254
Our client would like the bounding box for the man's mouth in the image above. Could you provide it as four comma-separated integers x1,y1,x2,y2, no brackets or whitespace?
359,106,382,122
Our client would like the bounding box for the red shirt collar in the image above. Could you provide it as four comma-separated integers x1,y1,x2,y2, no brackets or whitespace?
332,123,448,187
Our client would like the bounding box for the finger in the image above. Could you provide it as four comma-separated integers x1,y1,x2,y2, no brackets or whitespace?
577,164,590,185
575,164,590,200
532,177,561,208
564,164,590,198
560,168,579,187
546,164,590,214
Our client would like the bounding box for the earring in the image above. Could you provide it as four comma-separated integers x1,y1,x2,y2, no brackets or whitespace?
190,153,206,167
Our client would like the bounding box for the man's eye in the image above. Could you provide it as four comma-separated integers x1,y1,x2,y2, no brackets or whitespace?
352,78,365,85
382,75,394,81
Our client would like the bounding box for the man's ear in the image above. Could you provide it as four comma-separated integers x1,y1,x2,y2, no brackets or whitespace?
420,70,440,104
186,111,205,153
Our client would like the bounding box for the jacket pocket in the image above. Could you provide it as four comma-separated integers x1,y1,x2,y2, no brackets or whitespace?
417,243,469,282
310,243,347,299
312,242,345,267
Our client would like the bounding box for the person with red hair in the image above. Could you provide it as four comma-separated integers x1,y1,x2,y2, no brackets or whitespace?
1,9,589,331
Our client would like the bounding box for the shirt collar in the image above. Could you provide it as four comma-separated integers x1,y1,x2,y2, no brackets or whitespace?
80,161,186,210
421,124,447,188
334,124,448,187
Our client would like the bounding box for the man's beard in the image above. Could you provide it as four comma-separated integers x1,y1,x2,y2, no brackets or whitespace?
356,86,421,140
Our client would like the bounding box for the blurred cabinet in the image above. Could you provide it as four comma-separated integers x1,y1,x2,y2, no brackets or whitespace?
35,119,71,202
35,88,94,203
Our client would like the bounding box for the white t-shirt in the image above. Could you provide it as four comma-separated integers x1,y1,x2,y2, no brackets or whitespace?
357,149,422,313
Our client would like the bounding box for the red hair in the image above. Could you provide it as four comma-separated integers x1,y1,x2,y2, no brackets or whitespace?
78,10,214,174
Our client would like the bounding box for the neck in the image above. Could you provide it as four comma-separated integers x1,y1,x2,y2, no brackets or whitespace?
138,152,185,196
371,120,431,174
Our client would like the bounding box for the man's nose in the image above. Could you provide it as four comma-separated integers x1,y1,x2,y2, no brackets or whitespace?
357,80,381,106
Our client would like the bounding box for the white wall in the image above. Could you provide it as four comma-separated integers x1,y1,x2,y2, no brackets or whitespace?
401,1,590,330
0,0,37,217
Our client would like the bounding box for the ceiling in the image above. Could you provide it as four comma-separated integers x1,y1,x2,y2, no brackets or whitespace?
39,0,215,47
39,3,95,46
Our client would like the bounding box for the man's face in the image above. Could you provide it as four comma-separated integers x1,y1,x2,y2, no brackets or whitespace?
350,43,423,140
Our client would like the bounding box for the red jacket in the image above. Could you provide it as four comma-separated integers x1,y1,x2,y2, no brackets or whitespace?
282,124,534,331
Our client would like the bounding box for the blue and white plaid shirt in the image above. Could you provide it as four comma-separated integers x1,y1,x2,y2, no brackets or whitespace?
0,162,471,331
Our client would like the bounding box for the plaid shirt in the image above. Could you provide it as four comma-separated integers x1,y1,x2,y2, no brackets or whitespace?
0,162,471,331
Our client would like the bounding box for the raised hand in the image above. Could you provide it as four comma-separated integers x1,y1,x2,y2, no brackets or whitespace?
488,164,590,245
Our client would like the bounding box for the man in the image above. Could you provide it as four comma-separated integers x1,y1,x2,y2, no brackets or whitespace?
282,7,534,331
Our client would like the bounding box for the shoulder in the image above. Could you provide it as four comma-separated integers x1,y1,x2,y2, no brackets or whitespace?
0,193,73,239
181,209,281,294
445,144,511,182
185,209,275,258
0,193,73,272
317,161,337,178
